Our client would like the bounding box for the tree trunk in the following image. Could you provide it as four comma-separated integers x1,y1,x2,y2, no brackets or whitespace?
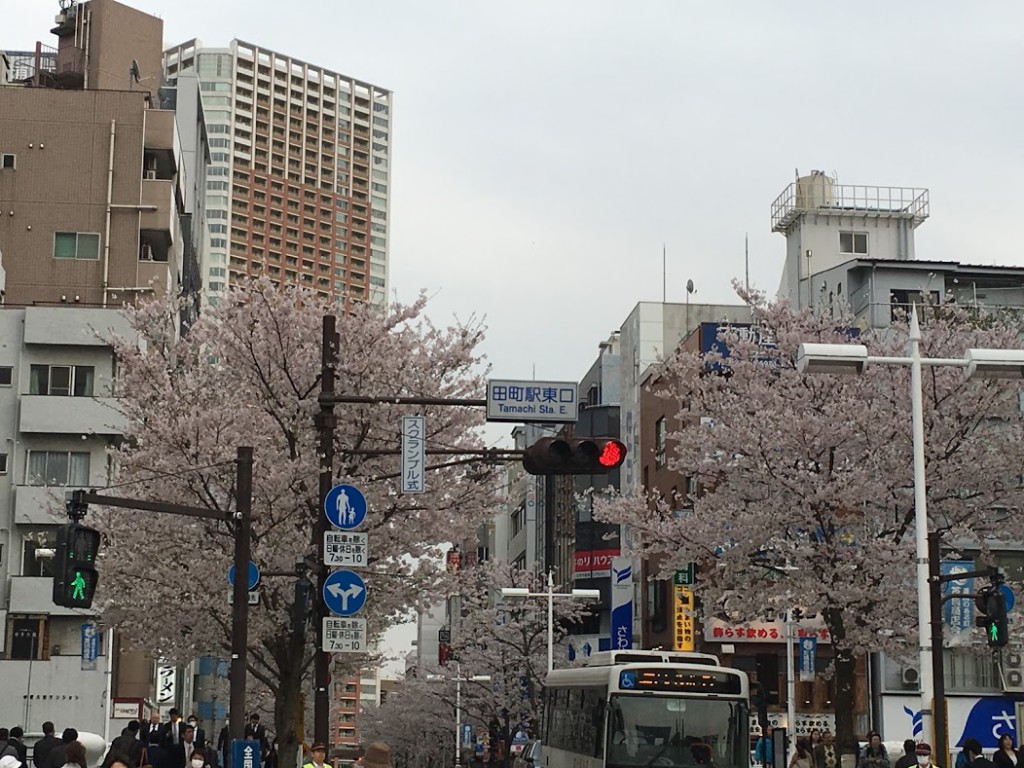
826,608,857,765
274,638,307,768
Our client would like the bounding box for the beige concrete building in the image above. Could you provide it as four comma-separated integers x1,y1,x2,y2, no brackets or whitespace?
0,0,202,734
0,0,197,310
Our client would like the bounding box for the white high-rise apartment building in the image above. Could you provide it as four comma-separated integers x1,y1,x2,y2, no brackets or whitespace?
163,40,391,306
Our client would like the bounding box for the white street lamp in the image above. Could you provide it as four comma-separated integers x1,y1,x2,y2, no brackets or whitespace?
501,570,601,673
427,662,492,768
796,307,1024,753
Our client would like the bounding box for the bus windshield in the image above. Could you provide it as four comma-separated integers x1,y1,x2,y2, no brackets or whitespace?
606,695,747,768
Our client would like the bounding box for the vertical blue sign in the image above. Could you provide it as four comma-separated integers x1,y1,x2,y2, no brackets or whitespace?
941,560,974,632
461,724,473,747
81,622,99,671
611,556,633,650
232,740,260,768
798,636,816,682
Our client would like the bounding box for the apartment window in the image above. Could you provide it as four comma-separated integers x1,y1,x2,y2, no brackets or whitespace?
53,232,100,260
29,365,94,396
23,532,57,576
655,417,667,467
7,617,47,660
1,153,15,170
26,450,90,487
839,231,868,255
0,366,11,386
0,453,7,473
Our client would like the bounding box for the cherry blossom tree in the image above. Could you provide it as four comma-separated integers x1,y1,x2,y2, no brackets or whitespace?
598,292,1024,755
362,560,591,767
92,279,500,768
360,685,452,768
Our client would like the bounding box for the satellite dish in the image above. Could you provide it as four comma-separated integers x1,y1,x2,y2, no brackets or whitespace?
686,279,695,295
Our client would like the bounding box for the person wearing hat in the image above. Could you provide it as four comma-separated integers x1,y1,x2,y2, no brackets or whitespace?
361,743,391,768
915,743,941,768
302,744,328,768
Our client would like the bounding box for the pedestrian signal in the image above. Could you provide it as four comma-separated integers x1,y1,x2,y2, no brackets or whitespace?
975,584,1010,648
521,437,627,476
53,523,100,609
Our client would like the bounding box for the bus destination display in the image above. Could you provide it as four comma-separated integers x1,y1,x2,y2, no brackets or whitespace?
619,668,742,694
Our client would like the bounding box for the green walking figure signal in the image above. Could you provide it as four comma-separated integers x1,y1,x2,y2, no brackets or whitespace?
71,571,88,601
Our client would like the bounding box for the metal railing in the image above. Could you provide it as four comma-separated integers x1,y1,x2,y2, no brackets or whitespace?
772,182,930,231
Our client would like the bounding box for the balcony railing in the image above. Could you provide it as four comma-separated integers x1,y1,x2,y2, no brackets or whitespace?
772,182,930,232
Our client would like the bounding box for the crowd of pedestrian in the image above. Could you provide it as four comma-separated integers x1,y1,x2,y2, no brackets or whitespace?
753,727,1024,768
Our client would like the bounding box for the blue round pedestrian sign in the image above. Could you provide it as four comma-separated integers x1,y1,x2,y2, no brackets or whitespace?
324,484,367,530
323,569,367,616
228,560,260,590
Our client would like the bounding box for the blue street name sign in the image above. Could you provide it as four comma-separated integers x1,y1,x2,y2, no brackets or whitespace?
228,561,260,591
323,569,367,616
324,484,367,530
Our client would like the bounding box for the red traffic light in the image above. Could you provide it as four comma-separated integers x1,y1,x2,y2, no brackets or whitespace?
599,440,626,468
522,437,627,476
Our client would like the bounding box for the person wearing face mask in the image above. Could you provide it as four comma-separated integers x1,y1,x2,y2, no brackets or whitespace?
189,746,209,768
915,743,941,768
187,718,206,751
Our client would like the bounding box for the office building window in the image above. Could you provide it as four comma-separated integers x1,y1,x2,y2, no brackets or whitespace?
54,232,100,260
2,153,15,170
29,365,94,396
839,232,868,255
655,417,667,467
0,366,12,386
0,453,8,473
26,450,90,486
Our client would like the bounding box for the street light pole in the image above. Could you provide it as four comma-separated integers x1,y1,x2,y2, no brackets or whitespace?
908,311,936,748
428,665,491,768
501,572,600,673
797,306,1024,760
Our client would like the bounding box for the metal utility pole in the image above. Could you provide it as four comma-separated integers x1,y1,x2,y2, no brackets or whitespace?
928,531,948,766
73,447,255,742
313,315,338,746
230,446,254,741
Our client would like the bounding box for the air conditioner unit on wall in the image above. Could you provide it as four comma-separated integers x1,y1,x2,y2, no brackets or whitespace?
1001,646,1024,692
901,666,920,687
145,169,158,180
139,244,154,261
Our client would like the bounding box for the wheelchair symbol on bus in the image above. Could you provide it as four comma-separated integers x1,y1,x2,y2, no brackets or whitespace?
620,671,637,689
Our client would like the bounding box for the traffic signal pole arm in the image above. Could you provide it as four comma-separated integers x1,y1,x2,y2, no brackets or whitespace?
69,446,254,743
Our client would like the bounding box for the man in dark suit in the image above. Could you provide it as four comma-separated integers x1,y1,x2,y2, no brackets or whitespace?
243,715,268,758
145,729,171,768
163,709,186,750
33,722,62,768
168,725,201,768
217,717,231,768
44,728,79,768
186,717,206,750
141,712,164,745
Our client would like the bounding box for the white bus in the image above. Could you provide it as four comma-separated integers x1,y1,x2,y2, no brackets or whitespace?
542,661,749,768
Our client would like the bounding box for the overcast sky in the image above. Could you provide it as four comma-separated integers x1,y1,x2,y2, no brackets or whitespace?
8,0,1024,673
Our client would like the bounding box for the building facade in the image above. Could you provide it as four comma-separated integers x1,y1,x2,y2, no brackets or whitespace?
162,40,392,306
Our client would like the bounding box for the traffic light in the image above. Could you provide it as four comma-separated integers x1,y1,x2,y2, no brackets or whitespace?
292,576,313,637
521,437,627,476
52,523,100,609
975,584,1010,648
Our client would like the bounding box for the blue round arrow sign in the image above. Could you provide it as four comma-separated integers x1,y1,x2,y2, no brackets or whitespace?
228,560,260,590
324,484,367,530
323,569,367,616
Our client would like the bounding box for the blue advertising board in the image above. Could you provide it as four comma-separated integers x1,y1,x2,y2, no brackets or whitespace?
941,560,974,632
798,636,816,682
611,557,633,650
81,622,99,671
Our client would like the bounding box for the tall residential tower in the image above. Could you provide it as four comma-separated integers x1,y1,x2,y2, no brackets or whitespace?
163,40,392,306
